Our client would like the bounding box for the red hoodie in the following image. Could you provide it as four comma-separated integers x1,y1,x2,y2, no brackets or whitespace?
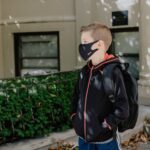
104,53,114,60
87,53,118,70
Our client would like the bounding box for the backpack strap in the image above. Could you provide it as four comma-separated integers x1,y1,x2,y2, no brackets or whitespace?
102,62,129,103
102,63,119,140
102,62,126,139
102,63,119,103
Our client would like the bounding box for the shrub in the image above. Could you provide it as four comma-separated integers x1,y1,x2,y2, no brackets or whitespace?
0,70,78,144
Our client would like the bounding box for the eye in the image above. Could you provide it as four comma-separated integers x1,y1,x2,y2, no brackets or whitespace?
82,41,88,44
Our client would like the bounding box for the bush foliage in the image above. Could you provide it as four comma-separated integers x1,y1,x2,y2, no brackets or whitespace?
0,70,78,144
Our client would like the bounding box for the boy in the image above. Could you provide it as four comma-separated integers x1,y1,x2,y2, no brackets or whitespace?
70,22,129,150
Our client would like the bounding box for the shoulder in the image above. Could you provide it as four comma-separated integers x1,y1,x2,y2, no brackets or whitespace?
103,63,122,77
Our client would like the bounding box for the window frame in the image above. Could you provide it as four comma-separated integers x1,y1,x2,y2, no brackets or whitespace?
109,27,139,79
14,31,60,76
109,27,139,57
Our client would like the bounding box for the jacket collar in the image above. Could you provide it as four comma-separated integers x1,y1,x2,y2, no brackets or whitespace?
87,53,120,71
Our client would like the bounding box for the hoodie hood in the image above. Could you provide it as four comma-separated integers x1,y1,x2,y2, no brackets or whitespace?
104,53,114,60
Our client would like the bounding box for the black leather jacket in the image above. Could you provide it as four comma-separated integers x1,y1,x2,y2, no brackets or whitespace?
70,57,129,142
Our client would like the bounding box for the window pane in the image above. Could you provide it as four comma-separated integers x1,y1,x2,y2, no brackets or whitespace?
21,69,58,76
22,59,58,68
21,35,58,57
111,30,139,79
14,32,59,77
113,32,139,54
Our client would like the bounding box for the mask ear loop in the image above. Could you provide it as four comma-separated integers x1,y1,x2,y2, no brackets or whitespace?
88,40,100,52
90,40,100,52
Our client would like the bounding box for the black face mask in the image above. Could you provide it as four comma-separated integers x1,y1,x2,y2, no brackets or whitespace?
79,40,99,61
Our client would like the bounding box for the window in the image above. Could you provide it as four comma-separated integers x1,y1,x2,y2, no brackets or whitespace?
112,10,128,26
14,32,60,76
109,27,139,79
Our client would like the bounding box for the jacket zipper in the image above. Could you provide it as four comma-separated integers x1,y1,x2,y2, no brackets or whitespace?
84,66,93,141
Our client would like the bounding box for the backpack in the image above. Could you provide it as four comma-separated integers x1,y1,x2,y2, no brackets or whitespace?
102,62,139,132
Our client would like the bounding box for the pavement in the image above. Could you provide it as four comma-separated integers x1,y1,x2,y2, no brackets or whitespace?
122,143,150,150
0,105,150,150
65,105,150,150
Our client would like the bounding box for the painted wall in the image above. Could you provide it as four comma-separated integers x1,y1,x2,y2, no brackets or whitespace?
0,0,4,78
1,22,76,78
0,0,76,78
91,0,139,28
138,0,150,105
75,0,140,67
0,0,141,78
1,0,75,20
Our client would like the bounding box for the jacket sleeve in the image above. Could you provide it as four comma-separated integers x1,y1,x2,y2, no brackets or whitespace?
105,67,129,129
70,71,80,120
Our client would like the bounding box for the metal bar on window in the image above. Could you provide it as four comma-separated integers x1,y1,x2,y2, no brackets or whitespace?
22,67,58,69
21,57,58,59
22,41,51,43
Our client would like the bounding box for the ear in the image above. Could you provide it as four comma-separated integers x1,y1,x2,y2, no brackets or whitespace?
98,40,104,46
98,40,105,49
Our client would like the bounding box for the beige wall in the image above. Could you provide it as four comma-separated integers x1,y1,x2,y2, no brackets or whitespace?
0,0,77,78
1,0,75,19
138,0,150,105
75,0,140,67
0,0,141,78
91,0,139,28
0,0,4,78
75,0,95,68
2,22,76,78
139,0,150,76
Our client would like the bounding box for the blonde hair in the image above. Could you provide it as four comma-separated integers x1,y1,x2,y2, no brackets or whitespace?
80,22,112,50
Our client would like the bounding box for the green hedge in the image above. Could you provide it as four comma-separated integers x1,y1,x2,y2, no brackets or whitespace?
0,70,78,144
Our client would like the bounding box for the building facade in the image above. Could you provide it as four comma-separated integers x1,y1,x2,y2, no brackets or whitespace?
0,0,150,105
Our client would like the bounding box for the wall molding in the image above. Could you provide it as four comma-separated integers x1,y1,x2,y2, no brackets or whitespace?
0,16,76,26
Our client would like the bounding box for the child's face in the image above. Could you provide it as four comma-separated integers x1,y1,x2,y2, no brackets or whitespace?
80,31,106,61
